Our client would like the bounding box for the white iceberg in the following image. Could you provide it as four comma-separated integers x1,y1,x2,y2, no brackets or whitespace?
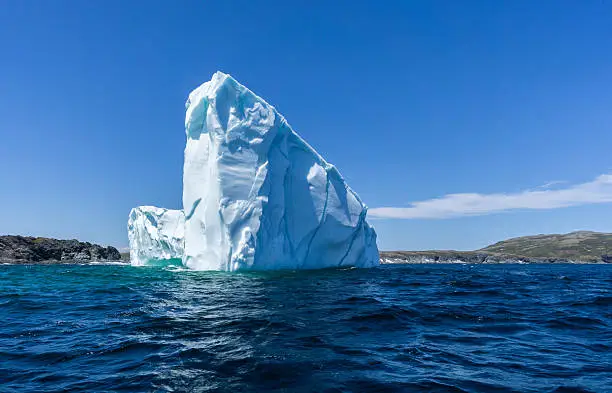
127,206,184,266
128,72,379,271
183,72,378,270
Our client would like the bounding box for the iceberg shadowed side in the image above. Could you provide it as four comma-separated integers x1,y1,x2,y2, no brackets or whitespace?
183,72,379,271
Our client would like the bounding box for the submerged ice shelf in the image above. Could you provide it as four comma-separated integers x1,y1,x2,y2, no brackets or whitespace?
128,72,379,271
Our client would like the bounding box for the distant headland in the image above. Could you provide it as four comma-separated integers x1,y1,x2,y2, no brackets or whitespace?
382,231,612,264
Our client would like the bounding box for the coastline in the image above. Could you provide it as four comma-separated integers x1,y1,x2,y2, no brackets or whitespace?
380,251,611,264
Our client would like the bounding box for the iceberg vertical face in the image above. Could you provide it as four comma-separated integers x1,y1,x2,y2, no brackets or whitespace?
183,72,379,271
127,206,185,266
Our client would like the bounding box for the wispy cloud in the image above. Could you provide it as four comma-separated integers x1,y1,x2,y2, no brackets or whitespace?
533,180,567,190
369,174,612,219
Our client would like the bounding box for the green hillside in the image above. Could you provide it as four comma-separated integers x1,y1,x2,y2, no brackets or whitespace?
480,231,612,261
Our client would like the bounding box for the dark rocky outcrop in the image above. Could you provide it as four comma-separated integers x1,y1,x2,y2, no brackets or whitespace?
0,236,121,263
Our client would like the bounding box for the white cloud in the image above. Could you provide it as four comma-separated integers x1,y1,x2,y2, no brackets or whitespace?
369,174,612,219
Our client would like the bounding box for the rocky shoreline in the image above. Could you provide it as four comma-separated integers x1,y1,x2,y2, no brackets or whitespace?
0,236,121,264
380,251,612,264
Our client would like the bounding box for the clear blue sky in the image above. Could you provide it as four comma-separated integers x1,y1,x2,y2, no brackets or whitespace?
1,1,612,251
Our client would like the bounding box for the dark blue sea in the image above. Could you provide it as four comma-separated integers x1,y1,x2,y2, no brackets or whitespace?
1,263,611,392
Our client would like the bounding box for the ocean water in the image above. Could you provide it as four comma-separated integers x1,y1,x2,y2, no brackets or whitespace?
1,264,610,393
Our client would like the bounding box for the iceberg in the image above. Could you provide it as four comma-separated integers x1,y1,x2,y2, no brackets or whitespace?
127,206,184,266
128,72,379,271
183,72,378,270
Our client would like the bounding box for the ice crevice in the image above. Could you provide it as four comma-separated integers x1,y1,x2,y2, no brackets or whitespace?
185,198,202,221
301,173,331,269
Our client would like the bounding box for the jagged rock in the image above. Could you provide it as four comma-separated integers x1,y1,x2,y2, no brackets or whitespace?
0,236,121,263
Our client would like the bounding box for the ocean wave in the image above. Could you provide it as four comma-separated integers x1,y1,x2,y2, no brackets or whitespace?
0,263,610,392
